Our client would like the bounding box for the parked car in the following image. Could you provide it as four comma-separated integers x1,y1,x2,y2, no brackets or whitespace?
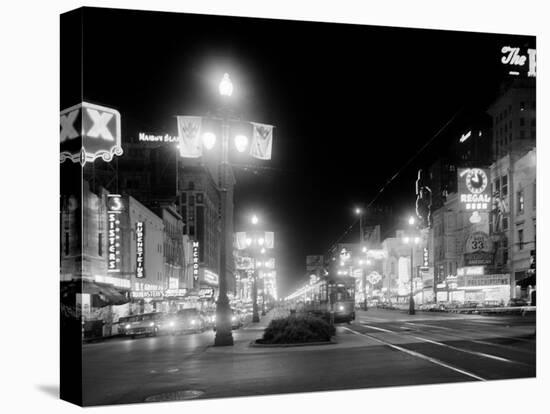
213,309,243,331
507,298,529,307
482,300,504,308
119,312,164,338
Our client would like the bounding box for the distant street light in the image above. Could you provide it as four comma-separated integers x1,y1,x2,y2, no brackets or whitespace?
202,132,216,150
403,216,420,315
235,134,249,152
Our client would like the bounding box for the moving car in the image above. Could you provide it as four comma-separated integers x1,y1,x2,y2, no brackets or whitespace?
213,309,243,331
119,312,164,338
164,308,206,334
507,298,529,307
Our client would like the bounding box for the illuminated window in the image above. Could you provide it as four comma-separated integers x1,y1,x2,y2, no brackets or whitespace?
517,190,524,214
520,102,525,111
502,175,508,197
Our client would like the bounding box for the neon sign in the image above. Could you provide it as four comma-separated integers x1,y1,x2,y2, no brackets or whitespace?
107,195,122,273
138,132,178,143
60,102,123,165
458,168,491,212
192,241,199,281
136,221,145,278
501,46,536,78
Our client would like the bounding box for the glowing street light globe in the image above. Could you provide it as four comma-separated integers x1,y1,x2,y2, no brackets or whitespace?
235,134,248,153
408,216,415,226
219,73,233,97
203,132,216,150
251,215,259,225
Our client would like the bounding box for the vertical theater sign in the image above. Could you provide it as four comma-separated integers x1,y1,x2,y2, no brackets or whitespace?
106,195,123,273
60,102,123,165
136,221,145,278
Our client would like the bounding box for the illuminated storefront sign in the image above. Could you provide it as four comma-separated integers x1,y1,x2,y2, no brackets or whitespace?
60,102,123,165
204,269,219,286
136,221,145,278
192,241,199,281
501,46,536,77
107,195,123,273
422,247,429,269
457,266,485,277
198,288,214,299
464,232,494,266
138,132,178,143
164,288,187,297
131,290,163,299
458,168,491,212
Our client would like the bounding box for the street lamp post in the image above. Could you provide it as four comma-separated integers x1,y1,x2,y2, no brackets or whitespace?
214,74,235,347
403,216,420,316
355,207,368,311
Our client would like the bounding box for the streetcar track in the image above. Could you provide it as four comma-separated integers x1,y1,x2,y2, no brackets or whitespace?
360,323,532,367
342,326,486,381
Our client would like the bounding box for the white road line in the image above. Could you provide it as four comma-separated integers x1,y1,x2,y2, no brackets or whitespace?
362,323,527,365
410,335,521,364
404,322,455,331
342,327,486,381
360,324,395,333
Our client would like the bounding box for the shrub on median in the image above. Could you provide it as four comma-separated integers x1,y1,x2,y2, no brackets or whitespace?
258,314,336,344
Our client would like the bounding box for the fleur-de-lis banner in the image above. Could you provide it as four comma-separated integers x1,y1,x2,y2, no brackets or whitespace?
250,122,273,160
177,116,203,158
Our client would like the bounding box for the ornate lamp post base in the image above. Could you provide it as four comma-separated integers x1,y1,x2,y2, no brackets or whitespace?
214,296,234,346
409,296,416,315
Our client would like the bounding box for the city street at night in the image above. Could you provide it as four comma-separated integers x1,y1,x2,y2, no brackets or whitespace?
82,308,535,406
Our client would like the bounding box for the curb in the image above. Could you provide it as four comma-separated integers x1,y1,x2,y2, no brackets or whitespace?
249,338,337,348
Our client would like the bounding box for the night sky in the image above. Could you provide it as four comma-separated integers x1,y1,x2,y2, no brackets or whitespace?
72,7,534,296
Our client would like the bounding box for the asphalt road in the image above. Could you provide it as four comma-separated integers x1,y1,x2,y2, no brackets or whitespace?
81,309,536,406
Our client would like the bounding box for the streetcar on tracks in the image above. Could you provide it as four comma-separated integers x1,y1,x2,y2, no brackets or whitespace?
286,275,356,323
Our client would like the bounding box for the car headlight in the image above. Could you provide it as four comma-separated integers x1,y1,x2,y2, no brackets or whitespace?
191,319,196,325
149,322,155,327
339,305,344,311
125,324,131,329
231,316,236,321
169,321,175,327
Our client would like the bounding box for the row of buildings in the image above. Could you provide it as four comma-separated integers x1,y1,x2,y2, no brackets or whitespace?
296,76,536,307
60,130,276,336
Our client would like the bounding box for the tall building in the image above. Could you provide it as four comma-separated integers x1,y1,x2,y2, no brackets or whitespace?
487,78,536,161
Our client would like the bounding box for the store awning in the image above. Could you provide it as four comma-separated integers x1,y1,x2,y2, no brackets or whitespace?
60,280,129,307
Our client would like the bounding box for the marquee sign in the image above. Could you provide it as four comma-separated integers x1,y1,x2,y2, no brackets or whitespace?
192,241,199,281
458,168,491,212
136,221,145,278
501,46,536,78
60,102,123,165
107,195,123,273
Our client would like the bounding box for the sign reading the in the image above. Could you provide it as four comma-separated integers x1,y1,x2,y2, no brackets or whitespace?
501,46,536,77
136,221,145,278
60,102,123,165
458,168,491,212
106,195,122,273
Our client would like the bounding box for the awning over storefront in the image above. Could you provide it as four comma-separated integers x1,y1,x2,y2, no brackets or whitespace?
61,280,129,307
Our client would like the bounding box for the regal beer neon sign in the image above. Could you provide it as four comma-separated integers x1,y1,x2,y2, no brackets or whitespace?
107,195,123,273
60,102,123,165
